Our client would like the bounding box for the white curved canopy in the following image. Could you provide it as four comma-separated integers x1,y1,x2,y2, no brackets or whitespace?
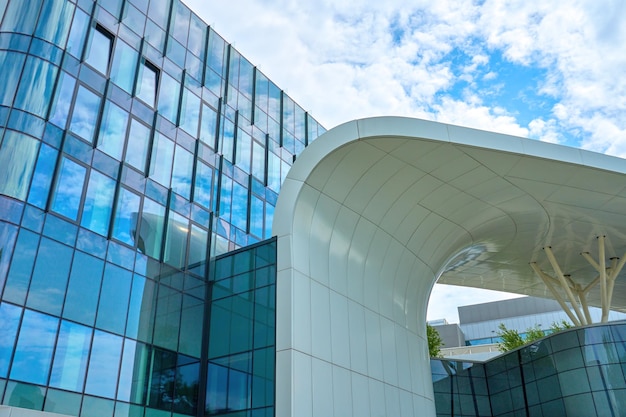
271,116,626,417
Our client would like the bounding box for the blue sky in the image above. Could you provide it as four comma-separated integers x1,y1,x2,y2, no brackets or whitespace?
184,0,626,322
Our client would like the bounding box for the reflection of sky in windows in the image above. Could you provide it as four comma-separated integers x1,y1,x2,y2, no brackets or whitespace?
0,302,21,377
10,309,58,385
231,182,248,232
85,330,122,399
149,133,174,187
0,52,24,107
112,188,141,246
49,320,91,392
85,28,111,75
137,62,157,107
0,132,39,201
236,129,252,174
158,72,180,123
193,161,213,210
15,56,58,118
51,158,86,220
48,72,75,128
69,86,101,143
110,40,138,94
181,89,200,136
172,145,193,199
81,170,115,236
98,101,129,161
125,119,150,171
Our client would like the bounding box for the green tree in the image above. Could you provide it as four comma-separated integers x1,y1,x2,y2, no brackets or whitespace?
427,324,444,358
550,319,572,333
496,323,526,352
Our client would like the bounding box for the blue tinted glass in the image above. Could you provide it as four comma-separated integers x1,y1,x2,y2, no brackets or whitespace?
98,101,129,160
0,131,40,201
35,0,74,47
220,117,234,162
231,181,248,231
188,14,205,57
85,330,123,399
206,363,228,413
180,88,200,136
49,320,92,392
10,309,58,385
267,151,280,191
110,40,138,94
126,274,156,341
236,129,252,173
0,302,21,377
148,133,174,186
147,0,170,28
1,0,42,34
164,210,188,269
48,71,76,129
51,157,86,220
136,61,158,107
153,286,181,350
179,294,203,357
0,221,18,287
206,29,226,75
194,160,213,210
3,228,39,305
252,141,265,182
139,198,165,259
112,187,141,246
26,237,72,316
66,7,89,58
124,118,151,171
27,144,58,208
158,72,180,123
264,203,274,239
121,2,146,36
14,56,59,117
96,263,131,335
0,51,24,107
171,145,193,199
81,170,116,236
187,224,208,276
63,251,104,325
117,340,149,403
69,86,101,142
85,27,112,74
250,196,264,238
200,104,217,148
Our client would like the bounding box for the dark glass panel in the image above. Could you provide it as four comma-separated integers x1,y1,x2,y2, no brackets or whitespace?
0,0,42,34
96,263,132,335
51,157,87,220
63,251,104,325
49,320,92,392
153,286,181,351
69,85,101,143
85,330,123,399
26,237,72,316
178,294,203,358
0,131,40,201
81,170,116,236
111,39,139,94
98,100,129,160
43,389,82,416
10,309,58,385
34,0,74,47
4,381,45,410
27,144,58,208
85,26,113,75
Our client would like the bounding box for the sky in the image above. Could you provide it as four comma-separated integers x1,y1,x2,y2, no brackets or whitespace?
183,0,626,323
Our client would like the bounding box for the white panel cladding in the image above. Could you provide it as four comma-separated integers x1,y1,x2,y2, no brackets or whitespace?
311,359,333,417
332,365,353,416
347,300,368,375
329,290,351,368
310,279,332,362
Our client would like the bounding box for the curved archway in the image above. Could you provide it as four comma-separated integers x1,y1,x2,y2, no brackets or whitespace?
272,116,626,416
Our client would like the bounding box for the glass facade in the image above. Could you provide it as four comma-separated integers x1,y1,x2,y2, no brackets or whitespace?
0,0,321,416
432,321,626,417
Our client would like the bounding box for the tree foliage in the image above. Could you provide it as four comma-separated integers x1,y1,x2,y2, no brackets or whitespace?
427,324,444,358
496,320,572,352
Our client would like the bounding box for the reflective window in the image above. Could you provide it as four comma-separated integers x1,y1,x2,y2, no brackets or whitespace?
0,51,26,108
48,71,76,129
26,237,72,316
171,145,193,199
188,14,205,58
250,196,264,238
139,198,166,259
96,264,132,335
187,224,208,279
49,321,92,392
85,26,113,75
193,160,214,210
0,131,40,201
98,100,129,160
0,302,21,377
34,0,74,47
219,116,235,161
66,7,89,58
267,151,281,191
63,251,104,325
180,88,200,136
252,141,265,183
14,56,59,118
117,340,149,403
164,210,189,269
171,0,190,45
69,85,101,143
206,28,226,76
231,181,248,232
200,104,218,148
112,187,141,246
136,61,158,107
153,286,182,351
110,40,139,94
28,144,59,208
148,133,174,186
0,222,19,288
126,274,156,341
236,129,252,173
124,118,151,172
81,170,116,236
51,157,87,220
10,309,58,385
147,0,171,28
158,72,180,123
3,228,39,305
1,0,43,34
85,330,123,399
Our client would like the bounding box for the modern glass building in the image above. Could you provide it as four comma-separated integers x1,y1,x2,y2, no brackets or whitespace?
0,0,322,416
2,1,626,417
